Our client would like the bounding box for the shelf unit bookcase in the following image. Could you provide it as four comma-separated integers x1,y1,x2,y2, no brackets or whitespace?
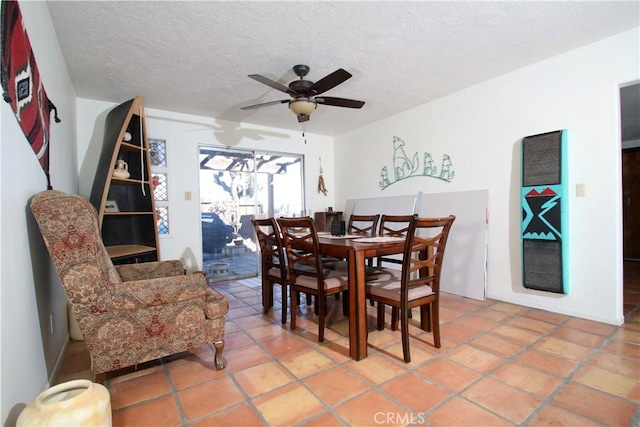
89,96,160,264
314,211,343,232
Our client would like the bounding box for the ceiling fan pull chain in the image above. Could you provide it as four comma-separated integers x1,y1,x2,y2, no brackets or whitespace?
302,122,307,144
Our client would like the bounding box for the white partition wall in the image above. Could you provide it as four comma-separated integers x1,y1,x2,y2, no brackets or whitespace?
344,190,488,301
421,189,489,301
347,193,420,218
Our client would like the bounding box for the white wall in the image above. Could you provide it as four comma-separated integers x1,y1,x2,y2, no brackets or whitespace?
335,28,640,326
77,101,335,271
1,1,78,423
2,6,635,422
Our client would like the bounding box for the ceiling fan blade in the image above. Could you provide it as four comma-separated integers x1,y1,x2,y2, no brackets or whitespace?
315,96,365,109
309,69,352,96
297,114,310,123
240,99,290,110
248,74,298,96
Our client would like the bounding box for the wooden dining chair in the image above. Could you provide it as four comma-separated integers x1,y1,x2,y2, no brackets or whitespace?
251,218,289,324
348,214,380,269
366,215,456,362
277,217,350,342
327,214,382,276
376,214,414,267
374,215,415,310
348,214,381,237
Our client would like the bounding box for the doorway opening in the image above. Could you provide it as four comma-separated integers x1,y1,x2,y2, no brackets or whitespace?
198,146,304,283
621,82,640,317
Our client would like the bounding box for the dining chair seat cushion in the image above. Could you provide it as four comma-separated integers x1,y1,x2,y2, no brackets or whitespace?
267,266,285,279
294,270,349,290
366,277,434,301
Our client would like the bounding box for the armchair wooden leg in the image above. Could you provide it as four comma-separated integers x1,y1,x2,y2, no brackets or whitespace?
213,340,226,370
95,373,106,385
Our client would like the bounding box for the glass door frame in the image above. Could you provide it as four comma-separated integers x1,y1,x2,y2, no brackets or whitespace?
198,145,305,282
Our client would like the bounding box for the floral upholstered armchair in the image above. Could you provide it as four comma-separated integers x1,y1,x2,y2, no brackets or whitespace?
30,190,228,381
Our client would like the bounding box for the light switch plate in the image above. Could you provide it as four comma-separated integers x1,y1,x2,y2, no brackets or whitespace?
185,191,192,201
576,183,586,197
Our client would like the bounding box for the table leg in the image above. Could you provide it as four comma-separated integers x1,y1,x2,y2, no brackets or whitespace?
348,249,368,360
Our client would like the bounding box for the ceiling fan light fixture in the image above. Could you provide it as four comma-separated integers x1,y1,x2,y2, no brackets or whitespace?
289,99,317,116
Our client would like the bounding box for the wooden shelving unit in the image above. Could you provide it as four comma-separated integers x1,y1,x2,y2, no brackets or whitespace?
89,96,160,264
314,211,343,232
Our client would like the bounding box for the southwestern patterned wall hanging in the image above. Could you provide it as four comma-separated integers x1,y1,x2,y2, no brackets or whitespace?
379,136,455,189
521,130,568,294
1,0,60,189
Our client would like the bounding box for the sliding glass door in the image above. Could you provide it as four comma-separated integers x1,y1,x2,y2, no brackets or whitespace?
199,146,304,282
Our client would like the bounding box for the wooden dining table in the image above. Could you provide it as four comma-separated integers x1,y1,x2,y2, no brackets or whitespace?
316,234,406,360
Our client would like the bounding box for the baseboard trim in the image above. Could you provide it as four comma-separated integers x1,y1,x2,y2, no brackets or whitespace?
48,333,70,387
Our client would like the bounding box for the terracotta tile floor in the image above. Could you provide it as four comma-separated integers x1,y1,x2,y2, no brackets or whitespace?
57,277,640,426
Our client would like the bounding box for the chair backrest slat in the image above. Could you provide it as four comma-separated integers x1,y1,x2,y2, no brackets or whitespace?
377,214,415,266
348,214,381,237
251,218,287,281
400,216,456,301
277,217,325,289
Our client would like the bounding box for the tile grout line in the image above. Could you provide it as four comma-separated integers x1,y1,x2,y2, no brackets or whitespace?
240,281,548,424
69,277,637,426
369,304,534,425
219,283,342,426
160,357,190,427
214,279,639,426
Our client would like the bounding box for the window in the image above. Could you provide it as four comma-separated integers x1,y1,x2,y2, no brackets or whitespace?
150,138,169,235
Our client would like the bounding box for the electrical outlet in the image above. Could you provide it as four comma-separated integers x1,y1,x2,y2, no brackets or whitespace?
49,314,54,334
576,183,586,197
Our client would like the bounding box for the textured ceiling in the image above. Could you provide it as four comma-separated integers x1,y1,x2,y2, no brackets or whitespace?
47,1,639,137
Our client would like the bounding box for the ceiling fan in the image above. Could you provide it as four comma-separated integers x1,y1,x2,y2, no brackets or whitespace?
240,64,365,123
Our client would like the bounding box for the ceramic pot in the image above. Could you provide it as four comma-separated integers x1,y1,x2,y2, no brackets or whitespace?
112,159,130,179
17,380,111,426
